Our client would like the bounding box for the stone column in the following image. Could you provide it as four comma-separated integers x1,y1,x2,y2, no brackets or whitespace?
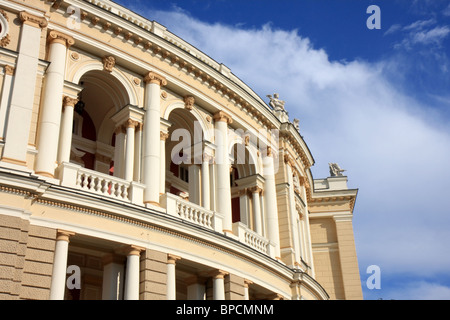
1,12,48,166
124,119,137,181
238,189,249,226
250,186,263,235
35,30,75,178
285,155,301,265
186,276,206,300
113,125,126,178
213,111,233,233
102,254,124,300
244,279,253,300
201,153,212,210
142,71,167,206
160,131,169,194
57,96,78,164
263,147,281,259
124,245,143,300
50,230,75,300
212,270,228,300
134,123,143,182
166,254,181,300
0,66,15,140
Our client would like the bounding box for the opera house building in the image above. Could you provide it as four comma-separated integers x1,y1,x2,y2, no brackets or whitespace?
0,0,362,300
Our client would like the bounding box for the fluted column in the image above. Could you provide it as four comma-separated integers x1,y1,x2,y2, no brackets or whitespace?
263,147,281,259
166,254,181,300
250,186,263,235
1,12,48,166
57,96,78,164
142,71,167,206
50,230,75,300
35,30,74,178
124,245,143,300
213,111,233,233
211,270,228,300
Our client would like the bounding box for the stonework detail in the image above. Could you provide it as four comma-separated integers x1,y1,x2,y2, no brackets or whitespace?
103,55,116,73
184,95,195,110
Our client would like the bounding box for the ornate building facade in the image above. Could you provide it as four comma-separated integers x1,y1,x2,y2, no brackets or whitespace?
0,0,362,300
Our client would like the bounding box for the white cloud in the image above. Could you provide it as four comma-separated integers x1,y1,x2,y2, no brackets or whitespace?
143,8,450,280
383,281,450,300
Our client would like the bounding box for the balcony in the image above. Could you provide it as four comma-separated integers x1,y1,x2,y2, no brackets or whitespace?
56,162,274,258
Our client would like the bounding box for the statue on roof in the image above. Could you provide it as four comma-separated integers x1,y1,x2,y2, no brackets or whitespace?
329,163,346,177
293,118,300,131
267,93,285,111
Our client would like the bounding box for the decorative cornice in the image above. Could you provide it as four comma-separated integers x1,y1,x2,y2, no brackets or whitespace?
19,11,48,29
213,110,233,124
47,30,75,48
144,71,167,86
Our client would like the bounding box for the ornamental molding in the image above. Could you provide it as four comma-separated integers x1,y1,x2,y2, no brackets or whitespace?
102,55,116,73
19,11,48,29
183,95,195,110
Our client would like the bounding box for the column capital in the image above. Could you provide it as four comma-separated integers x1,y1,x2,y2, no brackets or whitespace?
115,125,126,135
283,153,295,167
19,11,48,29
210,269,229,279
244,279,253,288
144,71,167,86
63,95,78,108
4,65,15,76
124,245,145,256
213,111,233,124
249,186,262,194
125,118,139,129
47,30,75,48
56,229,75,242
160,131,170,141
167,254,181,265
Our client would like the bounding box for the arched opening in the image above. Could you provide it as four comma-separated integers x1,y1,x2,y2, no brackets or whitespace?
230,142,258,230
166,107,205,204
71,70,130,175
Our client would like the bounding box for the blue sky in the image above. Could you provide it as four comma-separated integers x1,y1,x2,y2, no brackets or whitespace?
111,0,450,300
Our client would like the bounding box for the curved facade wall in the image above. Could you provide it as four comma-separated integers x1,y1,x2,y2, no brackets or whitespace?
0,0,362,300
